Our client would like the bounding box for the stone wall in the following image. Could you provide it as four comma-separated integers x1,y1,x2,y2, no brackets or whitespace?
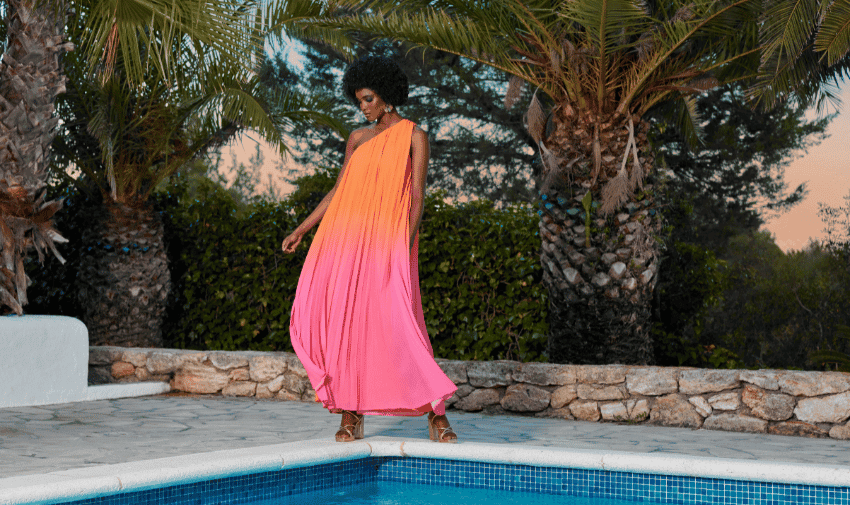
90,346,850,440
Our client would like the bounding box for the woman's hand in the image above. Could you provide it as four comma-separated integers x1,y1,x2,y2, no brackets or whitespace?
281,231,304,253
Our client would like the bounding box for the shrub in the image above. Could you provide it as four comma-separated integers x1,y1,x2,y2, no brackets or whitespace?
159,184,548,361
652,241,732,367
160,184,305,351
23,182,94,318
418,196,547,361
704,234,850,369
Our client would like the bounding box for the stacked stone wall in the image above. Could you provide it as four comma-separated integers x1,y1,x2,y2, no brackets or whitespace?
90,347,850,440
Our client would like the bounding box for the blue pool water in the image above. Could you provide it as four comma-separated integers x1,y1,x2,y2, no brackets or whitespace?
275,481,644,504
54,456,850,505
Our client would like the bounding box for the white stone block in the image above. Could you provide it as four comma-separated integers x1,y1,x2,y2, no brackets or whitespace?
0,315,89,408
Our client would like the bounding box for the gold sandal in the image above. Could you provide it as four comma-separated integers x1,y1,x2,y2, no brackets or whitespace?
335,410,364,442
428,412,457,443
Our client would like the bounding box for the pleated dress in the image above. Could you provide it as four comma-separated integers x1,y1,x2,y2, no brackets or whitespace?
289,119,457,416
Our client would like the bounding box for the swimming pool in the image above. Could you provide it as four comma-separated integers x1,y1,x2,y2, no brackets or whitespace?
4,440,850,505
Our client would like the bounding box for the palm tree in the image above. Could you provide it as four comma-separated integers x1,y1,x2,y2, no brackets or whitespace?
0,0,351,318
0,0,72,315
328,0,761,364
754,0,850,111
48,0,349,347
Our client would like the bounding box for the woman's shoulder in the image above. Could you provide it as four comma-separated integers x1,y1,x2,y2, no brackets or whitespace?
411,125,428,144
347,126,374,150
349,126,373,141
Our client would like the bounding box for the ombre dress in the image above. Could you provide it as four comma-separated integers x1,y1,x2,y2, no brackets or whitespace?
289,119,457,416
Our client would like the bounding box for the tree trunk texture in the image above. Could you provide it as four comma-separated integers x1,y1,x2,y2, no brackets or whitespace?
75,202,170,347
0,0,72,314
540,110,660,365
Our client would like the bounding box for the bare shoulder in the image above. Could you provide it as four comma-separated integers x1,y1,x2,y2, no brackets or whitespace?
347,126,373,150
411,125,429,145
410,125,430,165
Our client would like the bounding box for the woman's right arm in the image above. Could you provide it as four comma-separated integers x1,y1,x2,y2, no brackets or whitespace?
281,130,362,253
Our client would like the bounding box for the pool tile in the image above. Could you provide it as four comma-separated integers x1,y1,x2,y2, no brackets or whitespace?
46,456,850,505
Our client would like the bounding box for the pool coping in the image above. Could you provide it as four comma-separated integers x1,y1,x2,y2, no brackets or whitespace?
2,436,850,505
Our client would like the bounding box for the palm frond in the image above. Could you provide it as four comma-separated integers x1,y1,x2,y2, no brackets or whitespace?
57,0,355,205
759,0,822,74
314,4,543,90
810,349,850,372
525,89,546,144
504,74,526,110
600,165,629,214
621,0,758,114
562,0,648,108
81,0,271,88
562,0,648,58
264,0,358,59
752,0,850,108
816,0,850,65
665,94,704,150
751,41,850,110
790,57,848,112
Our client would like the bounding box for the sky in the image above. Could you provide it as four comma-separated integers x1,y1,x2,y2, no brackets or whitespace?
223,85,850,254
763,85,850,252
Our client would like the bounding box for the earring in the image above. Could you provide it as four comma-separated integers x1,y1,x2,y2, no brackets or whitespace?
385,105,393,113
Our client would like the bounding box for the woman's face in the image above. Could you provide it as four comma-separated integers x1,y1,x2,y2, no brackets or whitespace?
355,88,388,122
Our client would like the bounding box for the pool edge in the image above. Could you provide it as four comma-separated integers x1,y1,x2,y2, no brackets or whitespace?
2,438,848,504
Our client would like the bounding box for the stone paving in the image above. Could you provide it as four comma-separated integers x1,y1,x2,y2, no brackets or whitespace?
2,393,850,479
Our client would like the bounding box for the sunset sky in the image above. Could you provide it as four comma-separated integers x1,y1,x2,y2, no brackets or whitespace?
224,85,849,254
764,85,850,252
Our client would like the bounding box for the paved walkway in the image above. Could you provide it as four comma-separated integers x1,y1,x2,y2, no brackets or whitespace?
2,393,850,480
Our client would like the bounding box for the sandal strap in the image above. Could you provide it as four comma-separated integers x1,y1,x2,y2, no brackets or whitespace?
337,411,363,439
435,426,455,437
429,414,456,441
337,425,356,436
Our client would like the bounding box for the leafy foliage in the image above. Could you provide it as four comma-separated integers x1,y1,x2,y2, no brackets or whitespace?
652,83,830,250
76,0,354,91
653,241,732,367
159,183,300,351
324,0,762,209
820,190,850,256
810,326,850,372
651,222,850,371
279,40,538,203
417,196,548,361
154,172,548,360
755,0,850,111
52,0,348,208
701,233,850,369
649,81,830,368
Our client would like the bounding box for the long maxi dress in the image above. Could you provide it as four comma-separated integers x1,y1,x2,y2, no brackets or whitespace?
290,119,457,416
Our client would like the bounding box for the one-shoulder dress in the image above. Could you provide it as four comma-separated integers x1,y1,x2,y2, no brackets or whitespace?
289,119,457,416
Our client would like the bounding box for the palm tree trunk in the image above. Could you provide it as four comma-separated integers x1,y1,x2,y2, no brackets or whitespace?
541,111,660,365
0,0,71,314
75,201,170,347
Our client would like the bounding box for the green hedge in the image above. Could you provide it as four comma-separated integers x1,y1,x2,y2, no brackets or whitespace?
417,198,547,361
160,183,548,361
161,185,303,352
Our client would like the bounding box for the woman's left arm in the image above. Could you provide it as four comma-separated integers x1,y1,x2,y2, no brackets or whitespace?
409,127,430,250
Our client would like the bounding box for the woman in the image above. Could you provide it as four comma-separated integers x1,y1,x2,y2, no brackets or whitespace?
281,56,458,443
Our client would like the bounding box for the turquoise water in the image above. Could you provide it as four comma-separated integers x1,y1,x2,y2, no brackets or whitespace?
275,482,651,505
50,455,842,505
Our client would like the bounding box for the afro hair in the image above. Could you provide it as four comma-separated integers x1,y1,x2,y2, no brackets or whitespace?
342,56,409,107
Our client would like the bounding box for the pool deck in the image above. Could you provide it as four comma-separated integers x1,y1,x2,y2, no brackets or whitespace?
2,393,850,502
